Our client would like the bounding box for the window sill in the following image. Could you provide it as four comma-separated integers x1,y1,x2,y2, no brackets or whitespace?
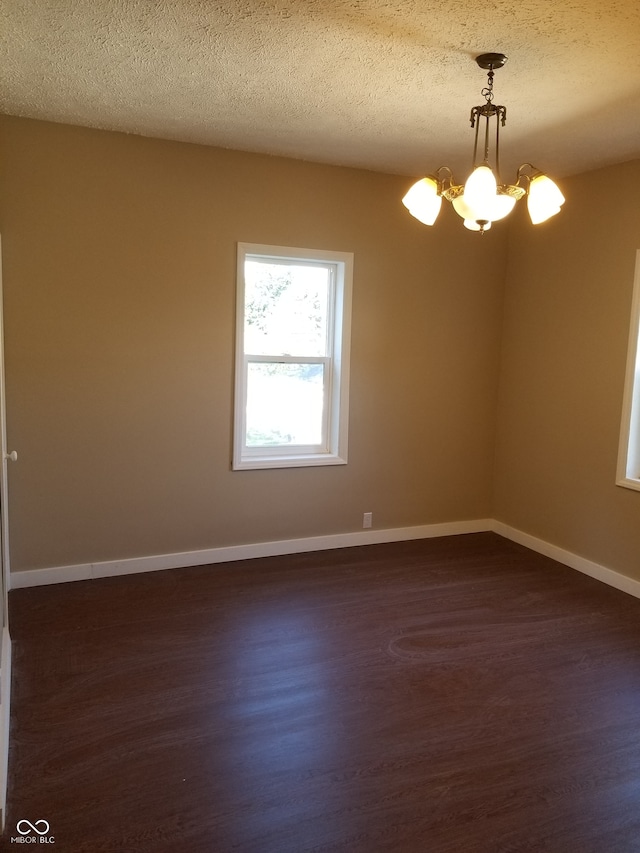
616,476,640,493
233,452,347,471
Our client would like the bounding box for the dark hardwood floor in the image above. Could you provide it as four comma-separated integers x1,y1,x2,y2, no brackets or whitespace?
3,532,640,852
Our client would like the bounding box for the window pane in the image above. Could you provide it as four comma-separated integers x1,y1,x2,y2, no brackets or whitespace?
244,260,330,356
627,333,640,478
234,242,352,470
246,363,325,447
618,250,640,489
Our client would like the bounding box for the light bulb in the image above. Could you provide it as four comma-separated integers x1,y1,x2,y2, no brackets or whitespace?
402,177,442,226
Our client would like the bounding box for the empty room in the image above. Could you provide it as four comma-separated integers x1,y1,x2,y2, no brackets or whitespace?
1,1,640,850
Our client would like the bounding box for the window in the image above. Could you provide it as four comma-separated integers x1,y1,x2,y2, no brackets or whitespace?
233,243,353,470
617,249,640,491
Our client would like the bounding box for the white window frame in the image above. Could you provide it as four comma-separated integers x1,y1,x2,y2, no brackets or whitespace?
617,249,640,491
233,243,353,470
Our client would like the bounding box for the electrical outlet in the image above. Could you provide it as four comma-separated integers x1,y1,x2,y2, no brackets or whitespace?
363,512,373,529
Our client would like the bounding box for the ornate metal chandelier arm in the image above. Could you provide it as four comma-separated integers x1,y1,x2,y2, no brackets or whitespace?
494,105,505,182
483,107,491,164
470,107,482,167
515,163,545,186
498,183,527,201
432,165,455,193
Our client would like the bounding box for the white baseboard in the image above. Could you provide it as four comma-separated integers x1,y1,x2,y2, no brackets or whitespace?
0,626,11,832
492,520,640,600
11,519,640,601
9,518,493,589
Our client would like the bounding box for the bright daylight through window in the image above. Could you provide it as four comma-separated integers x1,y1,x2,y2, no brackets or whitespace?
617,249,640,491
233,243,353,470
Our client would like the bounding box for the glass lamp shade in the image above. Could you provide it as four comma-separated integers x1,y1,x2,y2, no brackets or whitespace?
402,177,442,225
463,166,498,221
454,183,514,228
452,195,476,220
527,175,565,224
491,192,517,221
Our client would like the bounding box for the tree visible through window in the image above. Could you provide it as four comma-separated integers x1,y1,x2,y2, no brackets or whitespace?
233,244,353,470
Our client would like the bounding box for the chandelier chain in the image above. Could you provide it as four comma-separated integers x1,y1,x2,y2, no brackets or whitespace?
481,68,495,103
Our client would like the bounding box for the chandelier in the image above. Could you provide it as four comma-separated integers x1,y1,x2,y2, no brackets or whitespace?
402,53,565,234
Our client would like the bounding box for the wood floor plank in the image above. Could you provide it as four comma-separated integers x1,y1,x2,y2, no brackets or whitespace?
3,533,640,851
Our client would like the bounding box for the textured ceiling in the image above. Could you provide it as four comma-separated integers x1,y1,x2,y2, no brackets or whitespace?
2,0,640,181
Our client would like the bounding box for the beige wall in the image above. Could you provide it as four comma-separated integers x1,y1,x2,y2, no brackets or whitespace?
0,116,506,573
494,160,640,578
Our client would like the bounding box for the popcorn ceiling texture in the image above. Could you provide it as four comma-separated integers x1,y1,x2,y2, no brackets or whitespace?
2,0,640,178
